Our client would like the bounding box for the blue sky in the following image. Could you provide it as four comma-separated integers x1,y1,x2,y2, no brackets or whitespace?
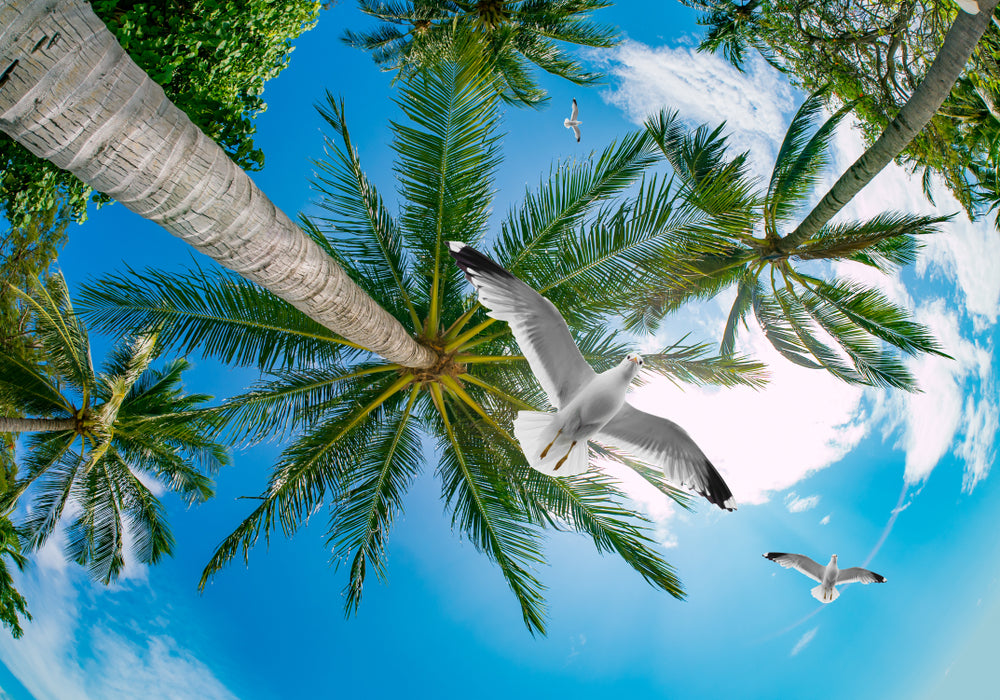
1,2,999,698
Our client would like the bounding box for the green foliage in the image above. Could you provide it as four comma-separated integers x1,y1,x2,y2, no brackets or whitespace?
684,0,1000,221
0,275,229,585
82,60,766,634
343,0,620,106
0,515,30,639
627,97,949,390
0,0,321,232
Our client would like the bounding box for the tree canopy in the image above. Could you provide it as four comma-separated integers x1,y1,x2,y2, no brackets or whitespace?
0,0,323,232
683,0,1000,222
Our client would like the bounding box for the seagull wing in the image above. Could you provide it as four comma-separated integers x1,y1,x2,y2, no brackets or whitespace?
448,242,595,409
570,98,578,121
596,402,736,510
572,124,581,142
836,567,886,585
763,552,825,582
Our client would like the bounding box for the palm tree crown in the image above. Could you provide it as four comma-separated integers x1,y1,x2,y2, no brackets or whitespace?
343,0,620,106
0,276,229,584
624,93,949,391
80,61,766,634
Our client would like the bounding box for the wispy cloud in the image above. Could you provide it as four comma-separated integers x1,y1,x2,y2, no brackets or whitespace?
791,627,819,657
820,514,831,525
598,40,796,178
785,493,820,513
0,536,236,700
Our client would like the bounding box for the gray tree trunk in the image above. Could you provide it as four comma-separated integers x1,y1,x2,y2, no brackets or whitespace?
0,416,75,433
786,0,999,247
0,0,437,369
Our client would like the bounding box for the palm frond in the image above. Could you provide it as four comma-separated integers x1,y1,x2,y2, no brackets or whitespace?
496,130,660,275
312,94,421,329
330,385,422,614
77,265,351,371
767,95,854,231
430,383,548,635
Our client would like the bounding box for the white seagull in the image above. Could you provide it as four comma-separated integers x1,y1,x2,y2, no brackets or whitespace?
764,552,887,603
955,0,979,14
564,98,581,142
448,241,736,511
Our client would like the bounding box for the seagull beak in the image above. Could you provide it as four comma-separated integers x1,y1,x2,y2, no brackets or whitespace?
628,356,639,365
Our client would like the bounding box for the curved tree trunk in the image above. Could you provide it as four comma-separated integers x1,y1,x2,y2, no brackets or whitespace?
0,0,437,369
786,0,999,247
0,416,75,433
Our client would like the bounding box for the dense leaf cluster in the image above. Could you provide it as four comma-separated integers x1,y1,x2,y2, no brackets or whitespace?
0,0,322,232
684,0,1000,222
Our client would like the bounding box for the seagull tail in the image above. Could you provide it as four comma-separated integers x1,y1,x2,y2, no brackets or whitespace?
811,584,839,604
513,411,589,476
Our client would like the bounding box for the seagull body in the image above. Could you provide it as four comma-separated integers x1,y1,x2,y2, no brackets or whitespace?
764,552,887,603
955,0,979,14
447,241,736,511
564,98,581,142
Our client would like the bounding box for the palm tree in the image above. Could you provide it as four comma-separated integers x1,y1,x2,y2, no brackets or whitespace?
680,0,767,71
80,62,766,634
0,0,436,369
789,0,999,244
0,513,30,639
625,93,949,391
342,0,620,106
0,276,229,584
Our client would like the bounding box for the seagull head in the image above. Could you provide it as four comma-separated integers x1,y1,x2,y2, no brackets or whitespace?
623,353,644,376
832,554,838,562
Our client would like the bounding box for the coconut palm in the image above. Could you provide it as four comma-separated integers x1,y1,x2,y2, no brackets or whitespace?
80,61,766,634
789,0,999,243
0,513,30,639
0,0,436,369
0,276,229,584
342,0,620,106
625,93,949,391
685,0,1000,225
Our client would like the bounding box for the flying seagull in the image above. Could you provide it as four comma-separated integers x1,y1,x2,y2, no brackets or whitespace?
564,98,581,142
447,241,736,511
763,552,886,603
955,0,979,14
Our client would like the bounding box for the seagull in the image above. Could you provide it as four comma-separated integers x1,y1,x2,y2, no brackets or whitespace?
955,0,979,14
763,552,886,603
564,98,581,142
447,241,736,511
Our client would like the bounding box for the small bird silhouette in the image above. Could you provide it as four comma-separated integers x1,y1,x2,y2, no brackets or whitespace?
564,98,581,142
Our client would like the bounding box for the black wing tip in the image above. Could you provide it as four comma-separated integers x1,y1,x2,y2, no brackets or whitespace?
873,573,887,583
447,241,516,281
699,458,736,511
763,552,786,561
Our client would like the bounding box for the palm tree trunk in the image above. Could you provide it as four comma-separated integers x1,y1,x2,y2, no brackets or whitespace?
786,0,999,247
0,416,75,433
0,0,437,369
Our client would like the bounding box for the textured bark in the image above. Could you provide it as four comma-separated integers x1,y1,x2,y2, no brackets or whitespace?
786,0,999,247
0,415,75,432
0,0,437,369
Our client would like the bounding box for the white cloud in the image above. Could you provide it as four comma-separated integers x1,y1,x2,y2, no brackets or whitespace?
599,40,796,178
628,304,867,507
958,392,999,492
791,627,819,656
0,542,235,700
869,299,996,484
820,515,831,525
784,492,820,513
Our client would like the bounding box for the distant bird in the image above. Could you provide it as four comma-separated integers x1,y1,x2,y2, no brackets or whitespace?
448,241,736,511
955,0,980,14
564,98,581,142
763,552,886,603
